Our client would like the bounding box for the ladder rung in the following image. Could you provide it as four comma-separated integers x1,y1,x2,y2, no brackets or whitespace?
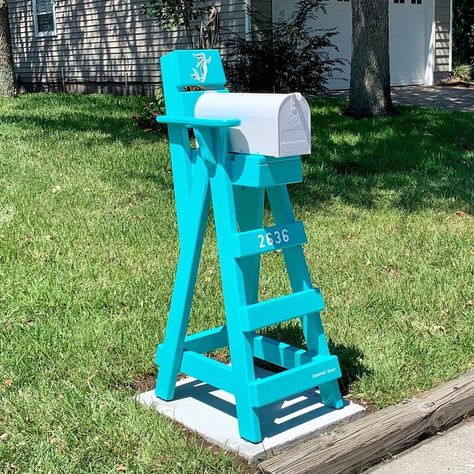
183,325,228,353
240,288,324,332
180,351,234,393
252,335,316,369
233,221,307,258
156,327,227,363
249,355,341,407
157,342,233,392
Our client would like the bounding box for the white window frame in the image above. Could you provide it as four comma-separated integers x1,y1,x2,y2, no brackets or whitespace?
32,0,57,38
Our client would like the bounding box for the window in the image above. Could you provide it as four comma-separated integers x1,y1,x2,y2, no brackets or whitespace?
33,0,56,37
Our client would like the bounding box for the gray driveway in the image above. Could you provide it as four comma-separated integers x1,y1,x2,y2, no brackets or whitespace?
325,85,474,113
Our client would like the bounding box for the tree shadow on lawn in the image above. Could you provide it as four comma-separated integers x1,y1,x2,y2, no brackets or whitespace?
294,100,474,214
3,95,472,213
0,94,162,147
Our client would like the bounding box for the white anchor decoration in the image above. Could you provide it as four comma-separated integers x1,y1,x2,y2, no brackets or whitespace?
191,53,212,83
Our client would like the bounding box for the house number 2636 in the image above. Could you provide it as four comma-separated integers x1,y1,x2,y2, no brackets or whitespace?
258,229,290,248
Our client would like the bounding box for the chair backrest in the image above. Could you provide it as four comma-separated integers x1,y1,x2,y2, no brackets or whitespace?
160,49,227,117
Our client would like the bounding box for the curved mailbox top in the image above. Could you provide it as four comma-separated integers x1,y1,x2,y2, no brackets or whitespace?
194,92,311,158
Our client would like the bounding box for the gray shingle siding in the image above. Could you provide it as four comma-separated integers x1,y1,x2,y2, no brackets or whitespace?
7,0,452,92
8,0,247,95
434,0,451,81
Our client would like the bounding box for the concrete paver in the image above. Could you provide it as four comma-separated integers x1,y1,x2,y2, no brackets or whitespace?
371,418,474,474
137,367,365,462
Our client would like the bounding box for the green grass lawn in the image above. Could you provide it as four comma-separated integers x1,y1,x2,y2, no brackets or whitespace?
0,93,473,473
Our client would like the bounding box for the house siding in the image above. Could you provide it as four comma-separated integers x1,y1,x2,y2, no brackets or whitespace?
252,0,272,23
434,0,451,82
8,0,453,92
7,0,247,95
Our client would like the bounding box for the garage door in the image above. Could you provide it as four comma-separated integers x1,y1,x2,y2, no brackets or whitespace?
390,0,427,85
272,0,430,89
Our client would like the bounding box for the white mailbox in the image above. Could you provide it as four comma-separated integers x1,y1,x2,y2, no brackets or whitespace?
194,92,311,158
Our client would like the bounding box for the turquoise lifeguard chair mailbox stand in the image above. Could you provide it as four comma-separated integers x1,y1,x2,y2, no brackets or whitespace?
155,49,343,443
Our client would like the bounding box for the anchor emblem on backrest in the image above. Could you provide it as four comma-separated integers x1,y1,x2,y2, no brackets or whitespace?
191,53,212,83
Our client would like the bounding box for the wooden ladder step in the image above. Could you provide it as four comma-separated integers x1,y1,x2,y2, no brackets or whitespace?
180,351,234,393
156,341,234,393
240,288,324,332
249,355,341,407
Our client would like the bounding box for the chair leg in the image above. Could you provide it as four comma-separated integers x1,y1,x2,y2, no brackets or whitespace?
319,380,344,409
155,250,204,400
155,178,211,400
233,185,265,443
231,332,263,443
209,168,263,442
267,185,343,410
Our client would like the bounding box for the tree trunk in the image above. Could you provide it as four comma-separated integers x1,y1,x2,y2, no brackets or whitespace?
0,0,17,97
346,0,395,118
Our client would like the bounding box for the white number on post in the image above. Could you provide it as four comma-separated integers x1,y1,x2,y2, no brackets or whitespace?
257,228,289,249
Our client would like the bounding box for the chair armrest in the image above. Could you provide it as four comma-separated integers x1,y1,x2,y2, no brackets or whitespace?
156,115,241,128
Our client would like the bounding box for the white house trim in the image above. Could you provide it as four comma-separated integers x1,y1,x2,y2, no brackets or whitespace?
32,0,57,38
425,0,436,85
244,0,252,40
448,0,453,70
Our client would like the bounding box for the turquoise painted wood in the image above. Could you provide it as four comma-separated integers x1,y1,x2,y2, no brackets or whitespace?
155,49,343,443
229,154,303,188
240,289,324,332
233,220,307,258
157,115,240,128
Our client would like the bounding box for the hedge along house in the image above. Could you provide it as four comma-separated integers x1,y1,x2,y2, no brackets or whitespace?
7,0,453,95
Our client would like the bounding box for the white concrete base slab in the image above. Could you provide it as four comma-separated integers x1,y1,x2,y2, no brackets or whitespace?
137,368,365,462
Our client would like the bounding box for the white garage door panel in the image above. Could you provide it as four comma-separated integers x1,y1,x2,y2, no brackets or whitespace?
272,0,430,89
389,3,426,85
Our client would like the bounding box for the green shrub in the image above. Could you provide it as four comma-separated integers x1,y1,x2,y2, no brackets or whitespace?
452,0,473,66
133,88,167,133
451,64,473,82
225,0,344,93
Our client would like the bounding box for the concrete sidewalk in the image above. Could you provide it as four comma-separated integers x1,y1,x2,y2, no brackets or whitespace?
371,418,474,473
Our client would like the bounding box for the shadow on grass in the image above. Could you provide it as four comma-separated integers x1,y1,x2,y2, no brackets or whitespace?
2,95,472,213
260,322,371,397
328,340,371,396
292,99,474,214
0,94,161,146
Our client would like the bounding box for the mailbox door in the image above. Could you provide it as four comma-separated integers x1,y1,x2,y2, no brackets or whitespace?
278,94,311,157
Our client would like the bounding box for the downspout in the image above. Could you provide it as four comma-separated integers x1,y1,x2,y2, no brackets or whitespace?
448,0,453,70
244,0,251,40
425,0,436,85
